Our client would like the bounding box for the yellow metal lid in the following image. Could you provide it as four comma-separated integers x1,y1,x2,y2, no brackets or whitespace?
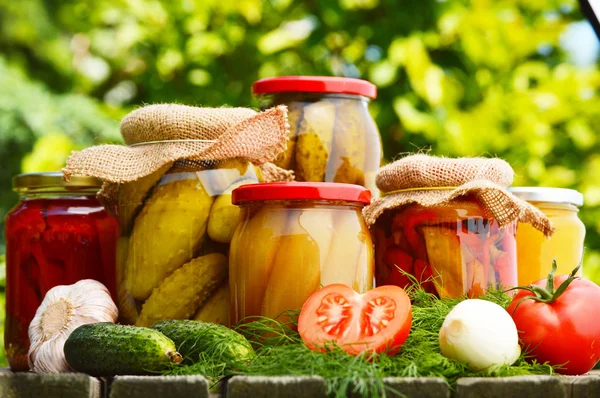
12,172,102,193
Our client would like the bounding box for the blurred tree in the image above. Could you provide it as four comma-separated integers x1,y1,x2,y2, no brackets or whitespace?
1,0,599,365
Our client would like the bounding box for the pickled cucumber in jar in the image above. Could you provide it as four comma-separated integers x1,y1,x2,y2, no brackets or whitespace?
116,159,262,327
252,77,382,196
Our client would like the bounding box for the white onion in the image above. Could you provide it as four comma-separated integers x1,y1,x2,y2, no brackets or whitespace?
439,299,521,371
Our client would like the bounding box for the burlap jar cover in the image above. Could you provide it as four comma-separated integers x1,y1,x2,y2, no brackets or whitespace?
363,154,554,236
62,104,293,201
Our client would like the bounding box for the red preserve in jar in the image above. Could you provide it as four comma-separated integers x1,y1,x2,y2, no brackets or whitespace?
4,173,118,371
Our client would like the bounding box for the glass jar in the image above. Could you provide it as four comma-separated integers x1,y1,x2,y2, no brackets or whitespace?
4,173,118,371
116,159,262,328
252,76,383,196
229,182,373,325
372,199,518,298
510,187,585,285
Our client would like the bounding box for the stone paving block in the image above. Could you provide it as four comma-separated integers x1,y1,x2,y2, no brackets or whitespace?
383,377,450,398
0,371,100,398
226,376,328,398
109,375,210,398
454,376,566,398
560,375,600,398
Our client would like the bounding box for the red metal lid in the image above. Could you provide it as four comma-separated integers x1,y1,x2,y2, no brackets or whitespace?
232,182,371,205
252,76,377,99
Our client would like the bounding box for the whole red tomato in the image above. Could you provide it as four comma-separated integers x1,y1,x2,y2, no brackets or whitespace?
507,265,600,375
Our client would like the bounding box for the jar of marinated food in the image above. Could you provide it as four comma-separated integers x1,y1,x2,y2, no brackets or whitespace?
117,159,262,328
363,155,554,299
4,172,118,371
372,200,517,298
509,187,585,285
229,182,373,325
252,76,383,196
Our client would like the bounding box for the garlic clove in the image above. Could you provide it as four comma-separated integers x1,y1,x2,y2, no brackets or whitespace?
28,279,118,373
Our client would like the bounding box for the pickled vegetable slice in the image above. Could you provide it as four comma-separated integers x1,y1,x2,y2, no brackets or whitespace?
328,99,366,185
261,234,321,321
274,102,303,170
229,206,288,322
322,209,368,289
297,207,334,267
422,226,467,298
118,163,173,234
295,101,336,182
124,175,214,301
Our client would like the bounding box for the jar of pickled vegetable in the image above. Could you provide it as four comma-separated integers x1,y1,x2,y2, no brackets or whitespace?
229,182,374,325
509,187,585,285
252,76,383,196
116,159,262,328
372,200,518,298
364,155,553,299
4,173,118,371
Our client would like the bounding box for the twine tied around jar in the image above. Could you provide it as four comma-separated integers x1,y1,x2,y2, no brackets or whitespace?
363,154,554,236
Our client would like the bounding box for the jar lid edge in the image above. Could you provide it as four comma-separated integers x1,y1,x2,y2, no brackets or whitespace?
252,76,377,99
12,172,102,191
232,182,371,205
509,187,583,206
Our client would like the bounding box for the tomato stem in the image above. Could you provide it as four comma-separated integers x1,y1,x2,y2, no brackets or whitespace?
507,260,581,307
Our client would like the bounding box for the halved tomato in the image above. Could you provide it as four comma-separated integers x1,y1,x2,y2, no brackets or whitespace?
297,284,412,356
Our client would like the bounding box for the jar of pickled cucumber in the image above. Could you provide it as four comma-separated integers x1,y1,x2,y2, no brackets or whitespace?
252,76,383,196
372,200,518,298
229,182,374,325
510,187,585,285
116,159,262,327
5,173,118,371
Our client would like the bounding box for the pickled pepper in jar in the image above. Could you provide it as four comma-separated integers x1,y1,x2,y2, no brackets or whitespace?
373,200,518,297
364,155,554,299
4,173,118,371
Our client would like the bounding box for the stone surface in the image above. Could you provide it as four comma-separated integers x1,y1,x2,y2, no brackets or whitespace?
227,376,328,398
455,376,566,398
109,375,210,398
1,367,600,398
560,374,600,398
0,371,101,398
383,377,450,398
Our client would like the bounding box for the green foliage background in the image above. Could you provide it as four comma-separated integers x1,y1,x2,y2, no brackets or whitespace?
0,0,599,366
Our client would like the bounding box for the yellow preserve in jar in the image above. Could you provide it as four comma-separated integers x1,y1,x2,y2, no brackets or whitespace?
229,182,374,325
510,187,585,284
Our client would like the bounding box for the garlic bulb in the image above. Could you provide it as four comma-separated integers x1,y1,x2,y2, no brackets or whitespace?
28,279,118,373
439,299,520,371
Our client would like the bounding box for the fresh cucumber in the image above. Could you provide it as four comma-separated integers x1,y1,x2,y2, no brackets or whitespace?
64,323,182,376
153,320,255,365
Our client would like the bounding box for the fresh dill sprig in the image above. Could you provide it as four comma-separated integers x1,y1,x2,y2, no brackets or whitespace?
163,287,555,398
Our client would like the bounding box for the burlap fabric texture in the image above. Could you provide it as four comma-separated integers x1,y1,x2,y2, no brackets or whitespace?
63,104,291,183
363,155,554,236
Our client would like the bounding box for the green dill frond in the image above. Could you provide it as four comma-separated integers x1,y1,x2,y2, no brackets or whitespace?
162,287,555,398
